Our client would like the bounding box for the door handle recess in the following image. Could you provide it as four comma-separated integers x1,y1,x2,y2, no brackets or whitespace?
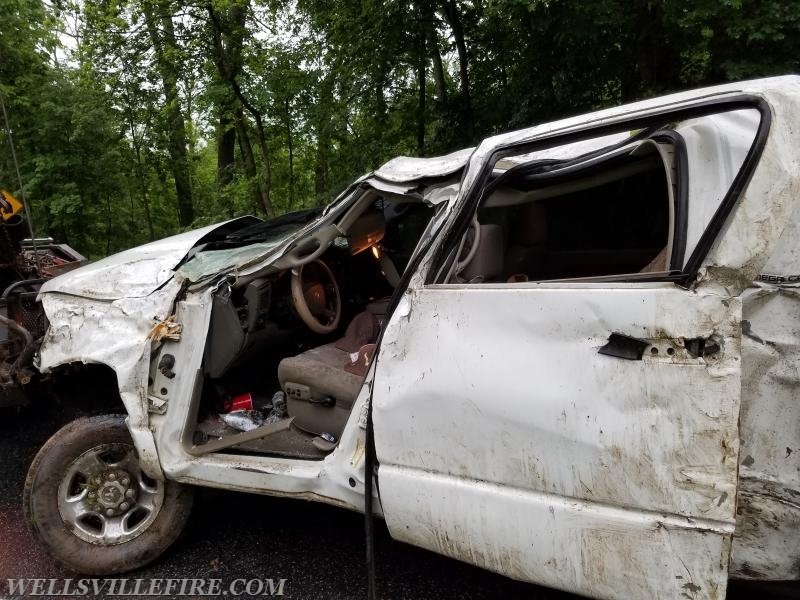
684,337,720,358
598,332,721,360
598,333,649,360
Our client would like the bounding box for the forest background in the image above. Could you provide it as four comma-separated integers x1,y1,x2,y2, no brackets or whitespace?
1,0,798,258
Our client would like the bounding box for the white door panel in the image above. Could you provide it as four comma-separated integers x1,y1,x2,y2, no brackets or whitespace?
373,283,741,599
380,466,731,600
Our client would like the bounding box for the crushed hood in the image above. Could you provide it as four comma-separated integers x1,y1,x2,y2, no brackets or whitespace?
39,217,258,300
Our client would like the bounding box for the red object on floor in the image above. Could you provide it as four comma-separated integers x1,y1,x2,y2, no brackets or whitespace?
230,393,253,411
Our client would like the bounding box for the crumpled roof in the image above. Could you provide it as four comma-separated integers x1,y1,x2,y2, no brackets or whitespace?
374,147,474,183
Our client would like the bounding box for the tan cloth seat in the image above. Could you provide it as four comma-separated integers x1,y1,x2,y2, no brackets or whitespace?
461,224,505,282
640,246,668,273
278,312,378,437
278,343,363,437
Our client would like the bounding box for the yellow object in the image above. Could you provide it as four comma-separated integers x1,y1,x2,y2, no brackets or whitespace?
0,190,23,222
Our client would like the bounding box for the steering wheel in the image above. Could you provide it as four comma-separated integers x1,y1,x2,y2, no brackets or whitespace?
291,259,342,334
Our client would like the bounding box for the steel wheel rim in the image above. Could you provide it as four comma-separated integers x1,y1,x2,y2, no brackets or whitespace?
57,442,164,546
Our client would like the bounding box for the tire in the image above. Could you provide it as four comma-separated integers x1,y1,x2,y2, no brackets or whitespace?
24,415,193,575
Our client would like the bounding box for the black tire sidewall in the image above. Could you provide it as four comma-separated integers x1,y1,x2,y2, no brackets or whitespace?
24,414,193,575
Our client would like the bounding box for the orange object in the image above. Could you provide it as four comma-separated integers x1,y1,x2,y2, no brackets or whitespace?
0,189,23,222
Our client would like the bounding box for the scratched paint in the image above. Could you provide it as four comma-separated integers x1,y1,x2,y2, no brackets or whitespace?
374,284,742,600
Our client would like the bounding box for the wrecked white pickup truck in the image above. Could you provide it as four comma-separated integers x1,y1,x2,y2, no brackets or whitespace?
23,76,800,599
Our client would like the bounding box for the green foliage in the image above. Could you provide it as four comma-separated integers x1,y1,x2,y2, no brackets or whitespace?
1,0,798,259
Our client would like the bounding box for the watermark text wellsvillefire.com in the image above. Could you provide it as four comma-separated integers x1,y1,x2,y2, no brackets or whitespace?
5,578,286,597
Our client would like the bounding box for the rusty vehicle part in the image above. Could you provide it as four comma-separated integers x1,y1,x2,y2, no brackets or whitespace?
0,236,85,407
147,315,183,343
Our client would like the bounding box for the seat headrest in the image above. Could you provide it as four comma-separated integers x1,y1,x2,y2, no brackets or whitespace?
461,224,505,282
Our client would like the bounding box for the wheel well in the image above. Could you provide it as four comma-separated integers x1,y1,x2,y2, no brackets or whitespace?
48,363,125,414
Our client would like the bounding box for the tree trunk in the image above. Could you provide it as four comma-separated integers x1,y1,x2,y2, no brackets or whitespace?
128,120,155,241
416,32,426,155
314,149,328,205
234,92,273,216
440,0,474,141
430,29,447,105
234,112,264,215
217,112,236,218
217,111,236,187
284,98,294,209
142,0,194,227
314,73,333,204
105,197,112,255
207,0,273,216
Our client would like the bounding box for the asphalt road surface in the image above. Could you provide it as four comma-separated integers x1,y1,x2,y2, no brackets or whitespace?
0,405,795,600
